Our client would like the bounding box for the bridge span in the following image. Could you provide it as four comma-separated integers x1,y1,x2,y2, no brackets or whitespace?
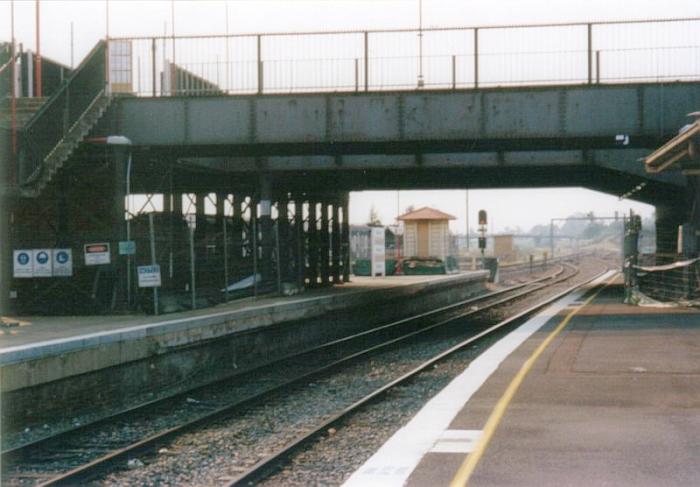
1,17,699,314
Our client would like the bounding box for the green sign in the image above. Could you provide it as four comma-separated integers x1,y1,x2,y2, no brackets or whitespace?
119,240,136,256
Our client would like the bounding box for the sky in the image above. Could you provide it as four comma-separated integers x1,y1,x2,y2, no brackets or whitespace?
2,0,698,233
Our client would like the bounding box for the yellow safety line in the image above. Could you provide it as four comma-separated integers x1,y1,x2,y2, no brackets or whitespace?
450,274,616,487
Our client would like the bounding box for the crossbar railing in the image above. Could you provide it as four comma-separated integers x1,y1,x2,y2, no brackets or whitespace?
19,40,106,185
107,17,700,97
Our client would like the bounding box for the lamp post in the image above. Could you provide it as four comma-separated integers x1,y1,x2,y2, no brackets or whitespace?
88,135,133,309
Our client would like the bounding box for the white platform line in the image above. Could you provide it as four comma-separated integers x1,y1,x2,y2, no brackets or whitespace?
341,270,615,487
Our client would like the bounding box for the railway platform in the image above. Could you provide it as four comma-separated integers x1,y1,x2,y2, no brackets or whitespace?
0,272,487,432
345,272,700,487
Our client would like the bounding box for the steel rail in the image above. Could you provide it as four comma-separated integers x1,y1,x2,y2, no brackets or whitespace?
1,262,561,459
226,264,609,486
4,262,575,486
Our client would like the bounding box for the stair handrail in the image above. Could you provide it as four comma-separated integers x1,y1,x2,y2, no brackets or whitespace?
0,50,20,103
0,51,19,76
19,40,107,186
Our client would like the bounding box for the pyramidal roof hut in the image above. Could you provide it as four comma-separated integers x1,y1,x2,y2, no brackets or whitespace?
397,207,455,260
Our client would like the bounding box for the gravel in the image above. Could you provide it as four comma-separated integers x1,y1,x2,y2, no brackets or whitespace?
94,257,608,486
4,256,610,486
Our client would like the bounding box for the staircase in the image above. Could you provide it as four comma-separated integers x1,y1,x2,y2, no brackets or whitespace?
0,97,48,129
14,39,110,198
20,93,112,198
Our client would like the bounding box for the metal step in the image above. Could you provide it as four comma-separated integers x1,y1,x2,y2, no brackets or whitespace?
21,93,112,198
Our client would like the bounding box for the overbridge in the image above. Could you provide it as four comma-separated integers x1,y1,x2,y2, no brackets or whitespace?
1,17,699,313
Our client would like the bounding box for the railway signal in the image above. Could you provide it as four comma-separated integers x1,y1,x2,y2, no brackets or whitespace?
478,209,488,255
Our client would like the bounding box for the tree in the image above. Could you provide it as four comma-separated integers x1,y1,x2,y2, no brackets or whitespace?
368,205,382,226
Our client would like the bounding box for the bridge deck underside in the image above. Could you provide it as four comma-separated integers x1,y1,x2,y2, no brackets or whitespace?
105,81,700,206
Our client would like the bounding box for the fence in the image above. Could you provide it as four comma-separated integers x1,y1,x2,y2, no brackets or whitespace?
633,254,700,305
107,17,700,97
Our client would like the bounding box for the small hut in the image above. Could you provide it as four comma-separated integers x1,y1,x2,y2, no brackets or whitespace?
398,207,456,261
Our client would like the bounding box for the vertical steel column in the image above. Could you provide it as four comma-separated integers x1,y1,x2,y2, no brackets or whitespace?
148,213,159,315
278,192,289,283
473,28,479,89
363,31,369,92
112,145,129,311
170,187,182,283
320,198,330,286
295,197,305,288
258,175,273,283
195,192,207,243
231,193,243,281
215,192,226,287
257,34,263,95
222,200,229,301
151,38,156,97
587,23,593,85
307,200,319,287
655,204,686,255
332,198,341,283
215,192,225,229
189,226,196,309
341,192,350,283
354,58,359,92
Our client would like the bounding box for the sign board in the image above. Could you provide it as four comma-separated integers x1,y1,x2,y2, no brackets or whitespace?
137,265,162,288
370,227,386,277
84,243,111,266
13,250,33,278
119,240,136,256
53,249,73,277
33,249,53,277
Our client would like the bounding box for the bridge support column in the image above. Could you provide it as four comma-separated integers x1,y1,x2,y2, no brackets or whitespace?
655,204,686,256
320,198,330,287
307,199,319,287
195,193,207,242
231,194,243,282
216,192,226,288
341,193,351,283
332,197,341,284
112,145,129,311
294,196,306,288
258,175,274,283
277,192,290,284
169,189,183,288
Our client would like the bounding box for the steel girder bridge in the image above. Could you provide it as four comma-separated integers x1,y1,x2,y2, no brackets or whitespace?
1,17,699,314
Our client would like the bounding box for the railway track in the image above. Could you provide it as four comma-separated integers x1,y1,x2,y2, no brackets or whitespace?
2,257,597,486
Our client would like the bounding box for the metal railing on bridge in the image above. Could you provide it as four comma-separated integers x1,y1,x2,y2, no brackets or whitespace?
106,16,700,97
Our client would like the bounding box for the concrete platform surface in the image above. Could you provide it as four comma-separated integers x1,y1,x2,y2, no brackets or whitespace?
0,273,474,356
345,274,700,487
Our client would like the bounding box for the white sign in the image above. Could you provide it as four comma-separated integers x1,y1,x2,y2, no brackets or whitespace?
13,250,33,278
138,265,162,288
84,243,111,266
33,249,53,277
370,227,386,277
53,249,73,277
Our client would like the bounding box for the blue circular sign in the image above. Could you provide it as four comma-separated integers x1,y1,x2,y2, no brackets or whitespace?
36,251,49,264
17,252,30,265
56,251,69,264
